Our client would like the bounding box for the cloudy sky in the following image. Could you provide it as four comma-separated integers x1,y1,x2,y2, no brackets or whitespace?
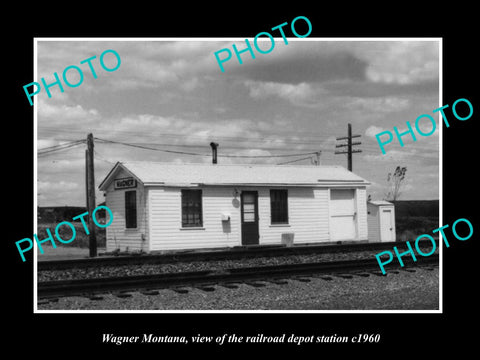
36,38,440,206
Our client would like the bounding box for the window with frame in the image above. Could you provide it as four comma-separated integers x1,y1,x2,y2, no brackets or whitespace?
182,189,203,227
125,190,137,228
270,189,288,224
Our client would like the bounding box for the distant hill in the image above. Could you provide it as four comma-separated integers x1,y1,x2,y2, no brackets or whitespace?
392,200,439,218
390,200,439,241
38,203,106,223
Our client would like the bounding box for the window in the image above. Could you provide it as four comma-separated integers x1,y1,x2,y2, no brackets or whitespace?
182,190,203,227
270,189,288,224
125,190,137,228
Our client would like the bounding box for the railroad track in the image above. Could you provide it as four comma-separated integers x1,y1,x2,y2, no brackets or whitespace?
37,254,439,300
37,240,438,271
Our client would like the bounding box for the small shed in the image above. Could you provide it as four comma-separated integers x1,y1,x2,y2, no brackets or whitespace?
367,200,396,242
98,162,371,253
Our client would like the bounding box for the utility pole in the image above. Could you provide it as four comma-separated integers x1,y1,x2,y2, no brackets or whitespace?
335,123,362,171
86,133,97,257
310,151,321,165
85,149,90,211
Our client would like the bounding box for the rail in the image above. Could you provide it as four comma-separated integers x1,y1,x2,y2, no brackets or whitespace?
38,240,438,271
38,254,439,299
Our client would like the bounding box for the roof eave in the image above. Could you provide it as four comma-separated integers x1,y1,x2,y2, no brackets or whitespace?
98,162,144,191
142,181,370,187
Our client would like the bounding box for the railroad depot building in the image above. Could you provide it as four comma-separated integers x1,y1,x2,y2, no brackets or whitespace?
98,162,371,253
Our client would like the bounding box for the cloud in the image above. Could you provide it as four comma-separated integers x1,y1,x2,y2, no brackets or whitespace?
38,180,79,191
345,96,410,113
365,125,387,138
37,180,81,205
39,101,99,119
35,39,441,205
203,148,278,165
360,41,439,85
36,40,225,95
37,139,60,149
226,40,438,87
363,149,418,163
244,80,326,107
179,77,200,92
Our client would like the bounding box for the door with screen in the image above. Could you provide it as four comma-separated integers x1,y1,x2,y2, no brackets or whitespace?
241,191,259,245
330,189,357,241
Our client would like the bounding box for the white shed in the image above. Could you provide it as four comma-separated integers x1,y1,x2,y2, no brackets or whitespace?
367,200,396,242
98,162,371,253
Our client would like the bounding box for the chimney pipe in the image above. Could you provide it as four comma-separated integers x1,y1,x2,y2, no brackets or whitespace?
210,142,219,164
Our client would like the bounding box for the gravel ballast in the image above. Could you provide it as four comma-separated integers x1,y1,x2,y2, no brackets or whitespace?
37,247,439,282
37,266,439,311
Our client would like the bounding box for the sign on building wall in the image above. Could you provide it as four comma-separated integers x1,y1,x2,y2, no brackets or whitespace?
114,177,137,190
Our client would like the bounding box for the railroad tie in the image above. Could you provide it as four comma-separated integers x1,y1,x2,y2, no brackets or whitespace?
310,274,333,281
245,281,267,288
219,283,240,289
333,274,353,279
141,290,160,296
114,292,133,298
38,298,58,305
293,277,312,283
171,287,190,294
196,285,216,292
268,279,289,285
369,271,387,276
352,272,370,277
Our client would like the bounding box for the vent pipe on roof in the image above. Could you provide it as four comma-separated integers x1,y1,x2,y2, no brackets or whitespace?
210,142,219,164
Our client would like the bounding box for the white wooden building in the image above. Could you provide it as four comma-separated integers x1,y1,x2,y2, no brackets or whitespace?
367,200,396,242
98,162,371,253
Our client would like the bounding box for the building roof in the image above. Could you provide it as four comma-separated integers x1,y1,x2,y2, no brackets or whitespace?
98,161,370,190
368,200,394,206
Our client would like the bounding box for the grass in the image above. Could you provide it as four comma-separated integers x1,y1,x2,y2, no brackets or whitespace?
395,216,439,242
36,222,106,248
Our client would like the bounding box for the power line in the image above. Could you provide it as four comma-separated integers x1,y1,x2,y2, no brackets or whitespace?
277,156,314,165
38,125,338,145
94,136,319,159
220,152,318,159
38,140,85,156
93,149,116,165
38,139,84,152
334,123,362,171
125,142,320,153
94,137,209,157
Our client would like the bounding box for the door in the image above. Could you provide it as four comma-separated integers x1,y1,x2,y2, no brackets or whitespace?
241,191,259,245
380,208,394,242
330,189,357,241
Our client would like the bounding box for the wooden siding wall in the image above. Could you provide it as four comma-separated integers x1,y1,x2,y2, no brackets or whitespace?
146,186,368,251
356,187,368,240
258,188,330,245
367,203,380,242
104,168,148,252
148,187,240,250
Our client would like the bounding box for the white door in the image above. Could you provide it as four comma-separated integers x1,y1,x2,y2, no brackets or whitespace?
330,189,356,241
380,208,394,242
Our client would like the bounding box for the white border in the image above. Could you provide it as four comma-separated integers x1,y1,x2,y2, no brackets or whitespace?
33,37,442,314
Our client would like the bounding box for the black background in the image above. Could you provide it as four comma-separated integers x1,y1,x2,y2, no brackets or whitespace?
6,4,478,356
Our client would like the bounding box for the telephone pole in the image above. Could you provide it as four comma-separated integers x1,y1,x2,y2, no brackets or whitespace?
312,151,321,165
86,133,97,257
335,123,362,171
